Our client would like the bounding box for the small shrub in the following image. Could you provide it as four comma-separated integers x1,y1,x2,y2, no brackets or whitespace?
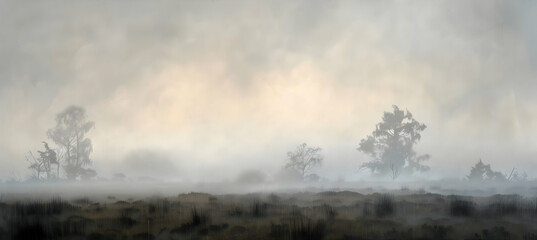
468,226,510,240
132,232,155,240
449,198,475,217
227,206,244,217
289,217,326,240
87,232,104,240
62,215,90,235
121,207,140,216
11,221,47,240
13,197,73,217
87,232,121,240
488,199,518,216
72,197,91,206
523,233,537,240
170,209,209,236
362,200,372,217
521,198,537,216
197,227,209,236
190,208,209,226
339,235,368,240
421,224,452,240
230,225,247,235
269,194,281,204
384,228,413,240
269,223,289,239
209,224,222,232
119,216,137,228
149,199,170,213
321,204,337,221
148,204,157,213
374,194,395,218
251,201,268,217
171,225,192,234
290,206,303,218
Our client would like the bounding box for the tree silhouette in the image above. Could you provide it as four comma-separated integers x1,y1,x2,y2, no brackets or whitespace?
25,141,59,180
467,159,505,181
285,143,323,180
47,106,96,180
358,105,430,178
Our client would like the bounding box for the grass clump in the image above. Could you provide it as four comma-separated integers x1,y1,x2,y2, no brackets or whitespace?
321,204,337,221
269,223,290,239
251,201,268,217
11,221,47,240
421,224,452,240
14,197,73,217
449,197,475,217
227,206,244,217
488,199,518,216
374,194,395,218
289,217,326,240
189,208,209,226
172,208,210,234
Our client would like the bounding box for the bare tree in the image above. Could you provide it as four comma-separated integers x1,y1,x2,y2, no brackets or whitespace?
358,105,430,179
47,106,95,180
504,168,529,182
26,151,43,180
285,143,323,179
26,141,59,180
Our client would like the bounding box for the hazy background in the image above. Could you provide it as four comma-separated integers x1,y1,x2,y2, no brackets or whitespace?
1,0,537,182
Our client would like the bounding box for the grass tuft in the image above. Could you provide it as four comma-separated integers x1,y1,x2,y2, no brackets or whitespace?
374,194,395,218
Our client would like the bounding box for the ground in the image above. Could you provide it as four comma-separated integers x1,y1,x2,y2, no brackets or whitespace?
1,189,537,240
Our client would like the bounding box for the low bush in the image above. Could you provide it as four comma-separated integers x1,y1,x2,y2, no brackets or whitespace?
11,221,47,240
227,206,244,217
321,204,337,221
374,194,395,218
421,224,452,240
269,223,289,239
13,197,73,217
251,201,268,217
468,226,510,240
190,208,209,226
449,198,475,217
289,217,326,240
488,199,518,216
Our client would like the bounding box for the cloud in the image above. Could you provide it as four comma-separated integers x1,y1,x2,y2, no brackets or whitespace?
121,149,180,180
236,169,267,184
1,0,537,180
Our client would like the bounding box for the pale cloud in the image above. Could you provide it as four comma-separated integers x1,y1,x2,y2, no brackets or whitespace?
1,0,536,180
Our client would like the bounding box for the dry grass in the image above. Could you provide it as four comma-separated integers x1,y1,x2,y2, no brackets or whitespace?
0,192,535,239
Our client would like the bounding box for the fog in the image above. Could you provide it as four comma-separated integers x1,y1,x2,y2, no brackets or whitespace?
1,0,537,189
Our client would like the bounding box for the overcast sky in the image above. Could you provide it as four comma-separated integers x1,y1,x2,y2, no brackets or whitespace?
1,0,537,181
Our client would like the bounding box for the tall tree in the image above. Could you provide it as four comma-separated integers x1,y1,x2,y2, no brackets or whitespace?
47,106,95,180
285,143,323,180
358,105,430,178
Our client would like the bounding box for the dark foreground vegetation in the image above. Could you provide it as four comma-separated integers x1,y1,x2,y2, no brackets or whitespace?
1,191,537,240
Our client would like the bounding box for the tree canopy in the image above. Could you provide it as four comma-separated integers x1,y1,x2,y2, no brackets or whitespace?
285,143,323,180
47,106,95,180
358,105,430,178
467,159,506,181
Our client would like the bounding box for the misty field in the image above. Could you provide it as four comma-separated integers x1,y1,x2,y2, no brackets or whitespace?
2,190,537,240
